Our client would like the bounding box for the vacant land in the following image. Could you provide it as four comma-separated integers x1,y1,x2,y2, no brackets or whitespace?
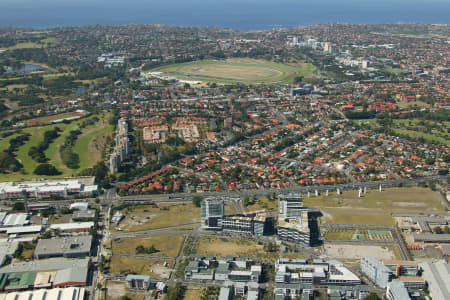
246,197,278,212
324,244,400,260
20,243,36,260
112,235,184,257
118,203,200,232
109,256,173,278
106,281,154,300
322,210,394,225
49,214,71,224
183,288,202,300
305,187,444,213
197,237,265,257
151,58,315,84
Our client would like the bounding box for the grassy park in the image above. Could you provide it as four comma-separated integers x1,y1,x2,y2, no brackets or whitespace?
0,113,113,181
150,58,315,84
354,118,449,146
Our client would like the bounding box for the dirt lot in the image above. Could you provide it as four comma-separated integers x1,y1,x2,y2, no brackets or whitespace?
117,203,200,232
112,235,184,257
49,214,72,224
305,187,444,213
183,288,202,300
109,256,173,278
106,281,156,300
197,236,268,258
106,281,127,300
324,244,400,260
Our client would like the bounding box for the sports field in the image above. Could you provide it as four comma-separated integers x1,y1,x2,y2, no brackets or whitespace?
150,58,315,84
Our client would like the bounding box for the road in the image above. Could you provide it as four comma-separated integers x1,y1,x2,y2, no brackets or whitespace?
112,174,448,203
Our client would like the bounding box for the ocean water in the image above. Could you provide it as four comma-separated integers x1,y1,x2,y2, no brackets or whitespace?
0,0,449,30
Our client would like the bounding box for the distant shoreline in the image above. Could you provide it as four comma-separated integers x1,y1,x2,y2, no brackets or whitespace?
0,21,449,32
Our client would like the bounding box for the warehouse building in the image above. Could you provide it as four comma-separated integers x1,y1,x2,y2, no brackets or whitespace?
0,225,42,237
72,210,96,222
34,236,92,259
0,258,89,291
419,261,450,300
0,241,19,266
2,213,29,227
0,178,98,200
49,222,94,233
412,233,450,244
0,287,85,300
69,202,89,211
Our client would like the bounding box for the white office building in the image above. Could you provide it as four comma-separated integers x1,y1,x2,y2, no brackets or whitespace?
279,193,304,218
419,261,450,300
201,198,224,230
360,256,393,288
